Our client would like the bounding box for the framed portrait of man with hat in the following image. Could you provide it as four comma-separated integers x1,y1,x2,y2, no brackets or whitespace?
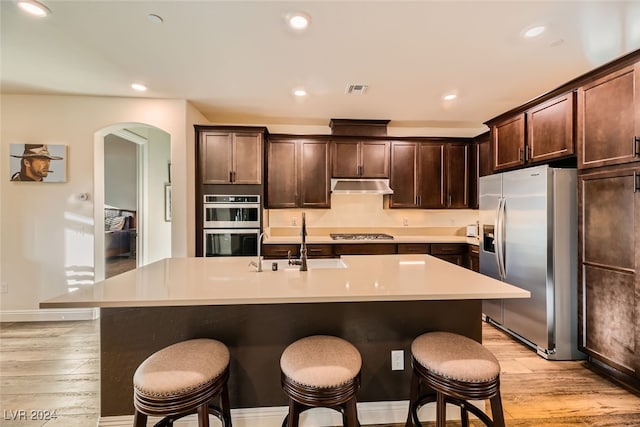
9,144,67,182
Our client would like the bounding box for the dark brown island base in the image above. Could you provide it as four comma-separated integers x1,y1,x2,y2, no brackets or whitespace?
41,255,528,420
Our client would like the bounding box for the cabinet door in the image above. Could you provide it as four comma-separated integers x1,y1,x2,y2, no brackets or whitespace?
447,143,470,208
418,143,446,208
389,142,419,208
478,134,493,177
201,132,233,184
492,114,526,171
468,245,480,272
333,244,397,255
300,141,330,208
361,140,390,178
527,92,575,163
267,140,297,208
579,166,639,378
578,63,640,169
233,132,263,184
332,141,360,177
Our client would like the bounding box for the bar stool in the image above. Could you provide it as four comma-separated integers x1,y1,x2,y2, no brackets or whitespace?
133,338,232,427
280,335,362,427
405,332,505,427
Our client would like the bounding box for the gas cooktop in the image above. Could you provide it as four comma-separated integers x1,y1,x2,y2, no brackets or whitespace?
330,233,394,241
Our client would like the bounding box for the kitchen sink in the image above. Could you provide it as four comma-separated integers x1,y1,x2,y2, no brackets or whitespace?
261,258,347,271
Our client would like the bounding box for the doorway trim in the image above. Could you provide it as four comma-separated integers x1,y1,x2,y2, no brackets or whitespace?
94,123,150,282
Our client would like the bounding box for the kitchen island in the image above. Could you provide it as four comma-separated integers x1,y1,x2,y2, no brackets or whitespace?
40,254,528,422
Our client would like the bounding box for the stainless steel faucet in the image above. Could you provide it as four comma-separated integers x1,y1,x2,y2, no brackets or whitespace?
287,213,308,271
248,232,265,272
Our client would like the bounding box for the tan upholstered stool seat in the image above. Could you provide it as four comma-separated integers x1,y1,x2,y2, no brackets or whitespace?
411,332,500,383
134,339,230,397
280,335,362,427
280,335,362,388
406,332,505,427
133,338,232,427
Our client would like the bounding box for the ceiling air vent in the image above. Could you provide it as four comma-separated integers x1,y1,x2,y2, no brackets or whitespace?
345,84,368,95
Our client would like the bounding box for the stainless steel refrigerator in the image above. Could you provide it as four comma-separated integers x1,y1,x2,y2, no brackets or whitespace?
479,165,584,360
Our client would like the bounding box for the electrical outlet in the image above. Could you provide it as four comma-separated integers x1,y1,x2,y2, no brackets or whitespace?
391,350,404,370
291,218,297,226
403,218,409,226
0,282,7,294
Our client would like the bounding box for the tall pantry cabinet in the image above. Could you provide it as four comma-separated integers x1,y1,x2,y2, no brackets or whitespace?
577,58,640,387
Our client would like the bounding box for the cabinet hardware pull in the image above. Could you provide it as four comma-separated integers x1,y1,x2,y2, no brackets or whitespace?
634,136,640,157
526,146,531,162
635,171,640,193
518,147,523,162
229,171,233,182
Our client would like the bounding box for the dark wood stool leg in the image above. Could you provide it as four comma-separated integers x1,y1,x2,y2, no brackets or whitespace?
490,391,506,427
196,403,210,427
343,396,359,427
285,399,300,427
460,401,470,427
220,383,232,426
435,392,446,427
405,368,420,427
133,410,147,427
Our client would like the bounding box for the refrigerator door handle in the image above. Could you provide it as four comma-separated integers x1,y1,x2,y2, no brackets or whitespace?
497,197,507,280
493,199,501,277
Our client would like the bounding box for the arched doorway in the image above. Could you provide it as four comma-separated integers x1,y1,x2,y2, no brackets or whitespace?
94,123,171,282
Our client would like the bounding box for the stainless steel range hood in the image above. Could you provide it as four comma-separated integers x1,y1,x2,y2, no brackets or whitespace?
330,178,394,195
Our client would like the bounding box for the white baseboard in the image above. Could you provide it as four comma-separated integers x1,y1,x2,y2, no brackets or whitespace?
99,401,411,427
98,399,481,426
0,308,100,322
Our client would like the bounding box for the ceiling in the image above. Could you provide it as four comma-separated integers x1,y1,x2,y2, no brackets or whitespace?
2,1,639,137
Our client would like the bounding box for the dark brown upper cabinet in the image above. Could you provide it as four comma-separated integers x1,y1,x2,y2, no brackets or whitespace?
390,140,471,209
527,92,576,163
389,141,419,208
331,139,389,178
577,62,640,169
476,132,492,178
491,113,526,171
267,137,330,209
491,92,576,172
199,129,264,184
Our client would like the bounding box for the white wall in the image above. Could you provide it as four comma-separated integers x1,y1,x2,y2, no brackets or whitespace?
144,127,172,264
267,194,478,230
0,94,191,313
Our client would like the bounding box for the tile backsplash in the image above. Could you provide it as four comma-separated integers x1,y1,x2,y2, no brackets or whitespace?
265,194,478,229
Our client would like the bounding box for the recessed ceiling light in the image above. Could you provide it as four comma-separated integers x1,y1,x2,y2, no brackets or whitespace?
287,12,311,30
17,0,51,17
293,88,308,97
147,14,164,24
131,83,147,92
443,93,457,101
523,25,546,38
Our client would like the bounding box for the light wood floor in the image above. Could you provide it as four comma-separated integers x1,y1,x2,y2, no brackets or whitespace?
1,320,639,426
105,256,136,279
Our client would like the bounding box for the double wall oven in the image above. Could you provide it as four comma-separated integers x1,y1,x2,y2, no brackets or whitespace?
203,195,260,257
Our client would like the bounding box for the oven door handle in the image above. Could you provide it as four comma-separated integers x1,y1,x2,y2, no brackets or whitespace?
203,203,261,209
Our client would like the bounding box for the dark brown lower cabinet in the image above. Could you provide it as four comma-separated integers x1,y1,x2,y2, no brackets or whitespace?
262,242,478,270
430,243,467,266
468,245,479,272
333,244,397,256
397,243,430,254
578,165,640,386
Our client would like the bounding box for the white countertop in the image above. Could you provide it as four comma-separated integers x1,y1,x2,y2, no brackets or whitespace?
40,255,527,308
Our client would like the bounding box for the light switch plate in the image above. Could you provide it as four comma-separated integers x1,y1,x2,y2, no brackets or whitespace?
391,350,404,370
